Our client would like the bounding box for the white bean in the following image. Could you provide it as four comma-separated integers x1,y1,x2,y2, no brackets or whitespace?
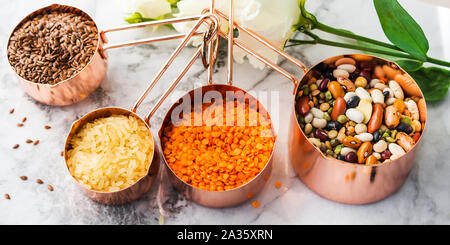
406,100,419,120
355,87,372,102
374,83,387,90
308,138,321,147
344,92,357,102
333,69,349,79
304,112,313,123
389,80,404,99
337,64,356,73
372,152,381,159
373,140,387,153
370,89,384,104
312,118,327,129
370,79,381,88
340,147,356,156
355,133,373,142
355,123,367,134
389,143,405,156
346,108,364,123
386,97,396,105
310,107,324,119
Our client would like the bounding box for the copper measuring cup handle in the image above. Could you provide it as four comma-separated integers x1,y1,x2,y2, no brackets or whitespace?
98,15,207,58
120,13,220,125
214,8,308,94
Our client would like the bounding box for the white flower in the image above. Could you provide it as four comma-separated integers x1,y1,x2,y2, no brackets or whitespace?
173,0,300,69
120,0,172,19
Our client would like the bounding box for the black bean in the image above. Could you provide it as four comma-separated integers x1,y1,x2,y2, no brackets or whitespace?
324,69,334,80
316,63,328,73
383,91,390,101
346,96,360,108
396,123,413,134
373,130,382,143
325,121,342,131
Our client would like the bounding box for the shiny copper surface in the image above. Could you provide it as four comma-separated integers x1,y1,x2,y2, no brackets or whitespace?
7,5,210,106
63,13,219,205
288,54,427,204
7,4,106,106
158,84,275,208
64,107,159,205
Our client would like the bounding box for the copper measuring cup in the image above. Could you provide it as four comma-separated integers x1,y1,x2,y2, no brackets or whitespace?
6,4,206,106
153,0,309,208
63,14,220,205
288,54,427,204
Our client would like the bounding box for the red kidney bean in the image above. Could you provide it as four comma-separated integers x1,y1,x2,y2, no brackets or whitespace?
314,129,328,142
296,96,310,115
359,70,371,81
381,150,392,160
331,97,346,121
319,78,330,92
345,152,358,163
359,61,374,71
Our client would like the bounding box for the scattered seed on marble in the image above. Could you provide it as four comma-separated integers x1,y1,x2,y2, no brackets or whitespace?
9,108,14,114
44,125,51,129
33,140,39,145
48,185,54,191
36,179,44,184
60,151,64,157
26,139,33,144
22,117,27,123
4,194,10,200
17,123,24,127
275,182,282,189
20,176,28,181
13,144,19,149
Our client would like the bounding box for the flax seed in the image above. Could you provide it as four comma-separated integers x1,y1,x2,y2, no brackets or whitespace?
33,140,39,145
36,179,44,184
13,144,19,149
20,176,28,180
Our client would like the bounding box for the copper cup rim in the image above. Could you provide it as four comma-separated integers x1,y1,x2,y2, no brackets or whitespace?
64,107,156,195
158,83,277,194
6,3,102,88
292,53,427,168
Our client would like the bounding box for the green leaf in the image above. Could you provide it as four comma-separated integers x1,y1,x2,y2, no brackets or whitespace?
373,0,429,61
124,12,155,24
408,67,450,101
394,59,423,72
357,40,423,72
294,0,318,32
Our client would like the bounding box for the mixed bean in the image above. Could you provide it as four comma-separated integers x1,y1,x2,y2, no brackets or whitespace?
295,56,426,165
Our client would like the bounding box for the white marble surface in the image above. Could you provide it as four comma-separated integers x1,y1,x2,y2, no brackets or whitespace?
1,0,449,225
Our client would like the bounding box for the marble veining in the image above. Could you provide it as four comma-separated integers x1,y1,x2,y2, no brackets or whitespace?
0,0,449,224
